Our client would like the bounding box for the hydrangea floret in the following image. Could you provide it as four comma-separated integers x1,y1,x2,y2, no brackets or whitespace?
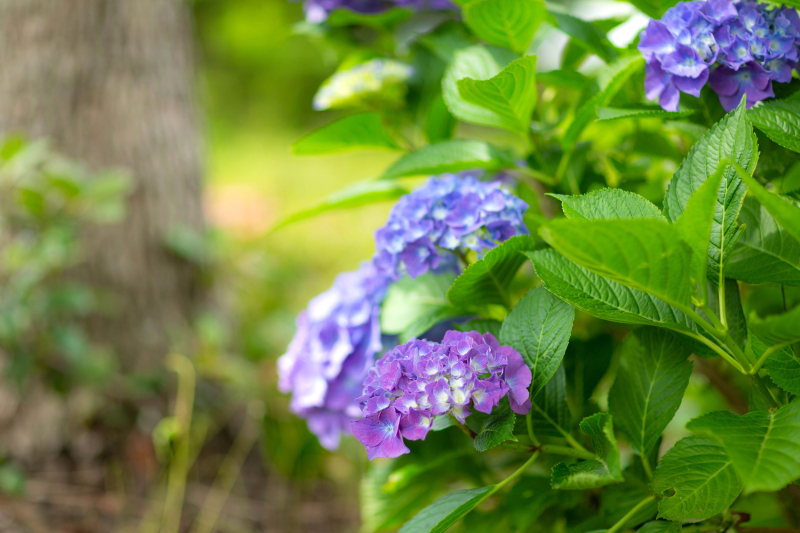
373,175,529,280
351,331,532,460
312,59,414,111
301,0,454,24
639,0,800,111
277,261,392,450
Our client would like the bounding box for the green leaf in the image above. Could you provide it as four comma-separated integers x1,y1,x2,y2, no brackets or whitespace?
538,219,694,309
442,45,518,129
528,250,697,333
750,335,800,397
564,335,614,406
597,107,695,121
454,319,502,337
463,0,549,55
292,113,400,154
550,188,666,221
447,235,537,308
562,56,644,150
271,180,408,231
474,409,517,452
732,160,800,245
398,486,493,533
381,271,459,338
499,286,575,394
663,99,757,285
726,198,800,287
551,413,624,490
707,278,748,349
327,7,412,28
687,399,800,494
537,69,590,90
637,521,682,533
548,11,617,63
747,100,800,153
425,93,457,143
608,328,693,456
651,436,741,522
457,55,538,134
529,364,572,438
381,139,510,179
674,158,728,291
748,303,800,348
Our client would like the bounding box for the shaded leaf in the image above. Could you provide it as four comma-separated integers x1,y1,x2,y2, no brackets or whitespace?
447,235,537,308
748,303,800,348
651,436,741,522
474,409,517,452
747,100,800,153
609,328,693,456
499,286,575,394
549,11,617,63
751,336,800,396
529,364,572,438
398,486,493,533
733,159,800,245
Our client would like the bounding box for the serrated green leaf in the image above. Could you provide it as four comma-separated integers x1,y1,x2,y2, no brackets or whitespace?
457,54,538,134
539,219,694,310
732,159,800,245
597,107,695,121
726,197,800,287
551,188,666,221
748,303,800,348
271,180,408,231
664,99,757,285
474,409,517,452
292,113,400,154
747,100,800,153
551,413,624,490
674,158,727,292
499,286,574,394
529,364,572,438
751,336,800,397
651,436,741,522
447,235,537,308
442,45,518,129
687,399,800,494
398,486,493,533
562,56,644,150
637,521,682,533
381,139,510,179
528,250,698,333
463,0,549,55
609,328,693,456
548,11,617,63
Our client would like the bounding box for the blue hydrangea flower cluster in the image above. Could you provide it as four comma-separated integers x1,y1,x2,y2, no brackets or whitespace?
639,0,800,112
373,175,529,280
301,0,454,23
351,331,532,460
277,261,392,450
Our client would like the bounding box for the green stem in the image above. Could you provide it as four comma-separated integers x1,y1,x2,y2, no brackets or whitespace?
530,402,592,456
750,344,784,375
718,278,728,329
526,405,540,447
486,452,540,496
682,329,746,374
607,496,656,533
640,455,654,479
539,444,595,461
700,304,726,333
450,414,477,439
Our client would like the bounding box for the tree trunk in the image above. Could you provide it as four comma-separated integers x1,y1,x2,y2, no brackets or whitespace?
0,0,205,371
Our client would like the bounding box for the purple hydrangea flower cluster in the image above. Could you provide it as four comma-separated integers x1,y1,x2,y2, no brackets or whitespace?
639,0,800,112
351,331,532,460
277,261,392,450
373,175,529,280
301,0,454,23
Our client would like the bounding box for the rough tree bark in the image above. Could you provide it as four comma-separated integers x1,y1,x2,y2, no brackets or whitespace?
0,0,205,371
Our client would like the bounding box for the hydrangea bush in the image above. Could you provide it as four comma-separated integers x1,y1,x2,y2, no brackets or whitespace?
277,0,800,531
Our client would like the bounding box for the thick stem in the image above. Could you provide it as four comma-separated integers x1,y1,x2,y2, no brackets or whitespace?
640,455,654,479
